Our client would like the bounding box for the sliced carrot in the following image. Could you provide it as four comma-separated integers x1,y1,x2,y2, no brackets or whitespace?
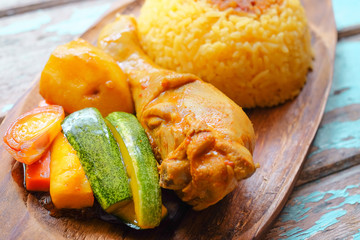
3,105,64,165
25,150,51,192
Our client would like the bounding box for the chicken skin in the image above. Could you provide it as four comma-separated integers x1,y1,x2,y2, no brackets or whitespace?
98,15,257,210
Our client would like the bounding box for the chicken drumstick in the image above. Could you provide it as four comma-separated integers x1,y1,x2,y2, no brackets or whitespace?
98,15,257,210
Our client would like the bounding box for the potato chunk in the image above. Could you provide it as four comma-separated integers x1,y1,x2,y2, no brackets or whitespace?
40,38,134,116
50,132,94,209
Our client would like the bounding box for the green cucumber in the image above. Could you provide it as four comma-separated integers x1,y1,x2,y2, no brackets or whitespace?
61,108,132,214
106,112,161,229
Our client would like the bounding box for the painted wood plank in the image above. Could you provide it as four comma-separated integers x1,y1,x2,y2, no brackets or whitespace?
0,0,83,18
338,25,360,40
0,0,53,11
297,40,360,186
0,0,121,120
345,34,360,41
266,164,360,239
332,0,360,31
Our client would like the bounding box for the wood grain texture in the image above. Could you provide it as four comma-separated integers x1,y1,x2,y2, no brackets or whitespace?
297,40,360,186
265,164,360,240
338,25,360,39
0,0,54,12
344,34,360,41
0,0,336,239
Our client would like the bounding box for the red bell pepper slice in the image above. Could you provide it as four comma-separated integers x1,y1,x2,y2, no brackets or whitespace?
25,150,51,192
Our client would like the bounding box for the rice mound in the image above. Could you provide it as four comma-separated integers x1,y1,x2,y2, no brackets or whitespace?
137,0,313,108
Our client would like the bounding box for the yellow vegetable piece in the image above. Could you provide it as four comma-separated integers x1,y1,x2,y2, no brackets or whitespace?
50,132,94,209
39,38,134,116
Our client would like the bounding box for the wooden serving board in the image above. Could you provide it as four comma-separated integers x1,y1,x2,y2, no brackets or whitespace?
0,0,337,239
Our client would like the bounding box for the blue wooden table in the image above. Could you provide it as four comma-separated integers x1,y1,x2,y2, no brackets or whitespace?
0,0,359,239
266,1,360,238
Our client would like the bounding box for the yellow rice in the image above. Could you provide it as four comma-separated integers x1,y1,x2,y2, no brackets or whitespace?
137,0,313,108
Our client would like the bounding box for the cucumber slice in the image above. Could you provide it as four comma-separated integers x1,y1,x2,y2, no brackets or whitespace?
62,108,132,214
106,112,162,229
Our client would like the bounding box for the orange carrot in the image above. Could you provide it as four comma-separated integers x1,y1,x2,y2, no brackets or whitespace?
25,150,51,192
3,105,64,165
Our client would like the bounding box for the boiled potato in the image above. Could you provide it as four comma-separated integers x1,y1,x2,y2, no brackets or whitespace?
40,38,134,116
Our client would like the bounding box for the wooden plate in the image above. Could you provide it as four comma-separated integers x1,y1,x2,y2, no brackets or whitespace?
0,0,336,239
